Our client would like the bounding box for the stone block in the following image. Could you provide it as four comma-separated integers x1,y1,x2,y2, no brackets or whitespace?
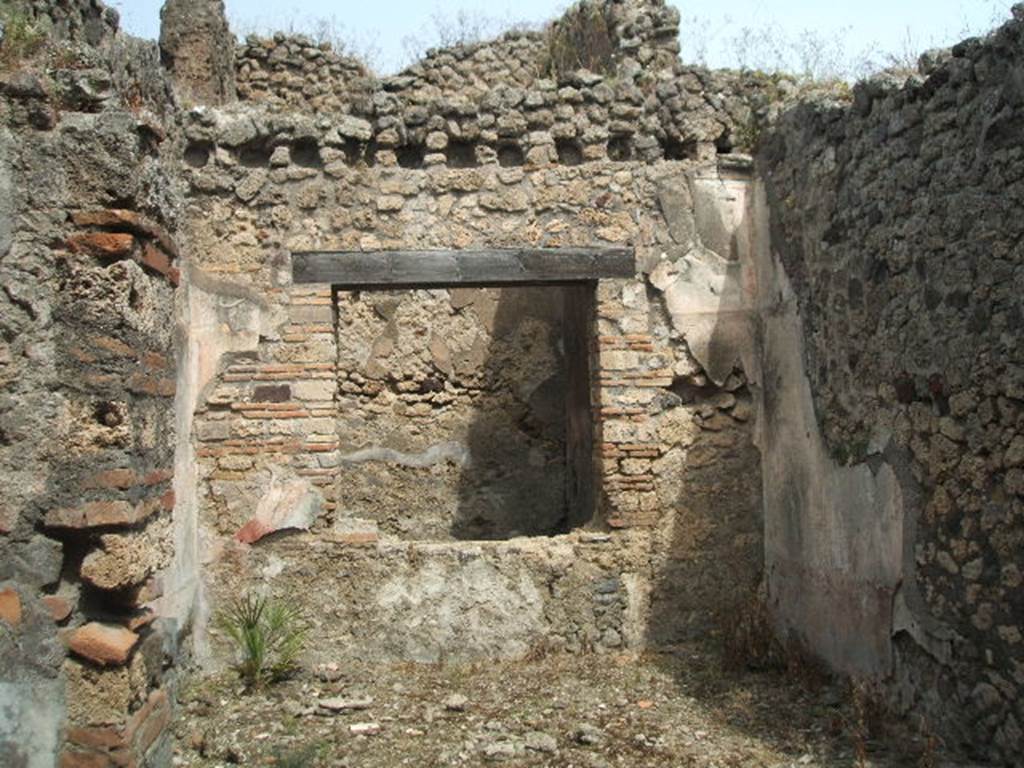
68,623,139,667
67,232,135,259
81,469,136,491
44,501,148,530
42,595,74,623
599,350,640,370
71,210,178,258
292,379,336,401
0,504,15,534
2,535,64,588
65,655,146,727
252,383,291,402
0,587,22,627
195,420,231,442
80,528,169,592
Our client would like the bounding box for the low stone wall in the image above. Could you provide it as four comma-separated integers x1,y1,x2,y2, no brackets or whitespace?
205,531,647,663
758,10,1024,764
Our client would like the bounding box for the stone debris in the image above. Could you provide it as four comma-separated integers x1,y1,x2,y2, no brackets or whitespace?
317,696,373,713
349,722,382,736
315,661,343,682
524,730,558,753
574,723,604,745
481,739,522,761
444,693,469,712
67,622,139,666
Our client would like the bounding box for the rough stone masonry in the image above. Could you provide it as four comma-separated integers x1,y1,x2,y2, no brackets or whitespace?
0,0,1021,765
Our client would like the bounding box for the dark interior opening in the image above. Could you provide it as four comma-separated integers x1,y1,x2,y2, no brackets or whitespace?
555,138,585,166
396,144,426,169
608,136,633,162
446,140,480,168
497,142,525,167
332,283,595,541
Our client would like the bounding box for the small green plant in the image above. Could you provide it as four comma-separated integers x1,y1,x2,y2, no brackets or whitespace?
216,593,308,689
0,3,46,70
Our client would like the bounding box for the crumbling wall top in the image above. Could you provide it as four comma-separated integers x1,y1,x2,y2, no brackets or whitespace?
159,0,236,106
9,0,119,46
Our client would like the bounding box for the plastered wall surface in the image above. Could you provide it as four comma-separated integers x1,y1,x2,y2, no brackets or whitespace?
758,12,1024,763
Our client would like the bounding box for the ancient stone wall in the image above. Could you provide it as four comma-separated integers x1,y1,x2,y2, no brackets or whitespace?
179,0,768,664
0,12,185,767
235,34,372,114
12,0,119,46
758,11,1024,764
227,0,784,163
182,95,766,656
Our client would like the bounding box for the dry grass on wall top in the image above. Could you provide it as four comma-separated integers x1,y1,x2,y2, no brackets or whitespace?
542,1,617,82
0,2,46,70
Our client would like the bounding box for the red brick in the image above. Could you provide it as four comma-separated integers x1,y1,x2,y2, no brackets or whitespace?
82,373,119,389
232,401,304,411
45,501,135,529
138,242,179,285
71,210,178,258
138,241,170,273
68,232,135,259
140,351,169,371
70,347,98,363
67,726,126,751
126,610,156,632
68,623,138,666
42,595,74,622
44,499,161,530
141,468,173,486
160,489,175,511
240,410,308,419
302,442,339,453
60,749,115,768
125,689,170,755
128,373,175,398
0,588,22,626
90,336,135,358
82,470,136,491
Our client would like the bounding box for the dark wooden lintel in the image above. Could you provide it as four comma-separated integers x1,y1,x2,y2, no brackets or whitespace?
292,247,635,286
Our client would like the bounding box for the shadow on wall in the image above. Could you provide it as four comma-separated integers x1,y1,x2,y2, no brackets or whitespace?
452,285,577,540
334,284,583,541
643,167,766,647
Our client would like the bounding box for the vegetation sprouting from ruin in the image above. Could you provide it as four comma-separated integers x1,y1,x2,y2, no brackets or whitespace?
0,1,45,69
541,1,617,81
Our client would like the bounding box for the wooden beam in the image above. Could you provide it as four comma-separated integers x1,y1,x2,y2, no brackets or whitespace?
292,248,635,286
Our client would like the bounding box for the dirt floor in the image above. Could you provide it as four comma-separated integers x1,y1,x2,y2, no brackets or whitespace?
171,642,960,768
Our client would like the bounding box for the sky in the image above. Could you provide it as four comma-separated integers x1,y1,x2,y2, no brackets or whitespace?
113,0,1016,76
